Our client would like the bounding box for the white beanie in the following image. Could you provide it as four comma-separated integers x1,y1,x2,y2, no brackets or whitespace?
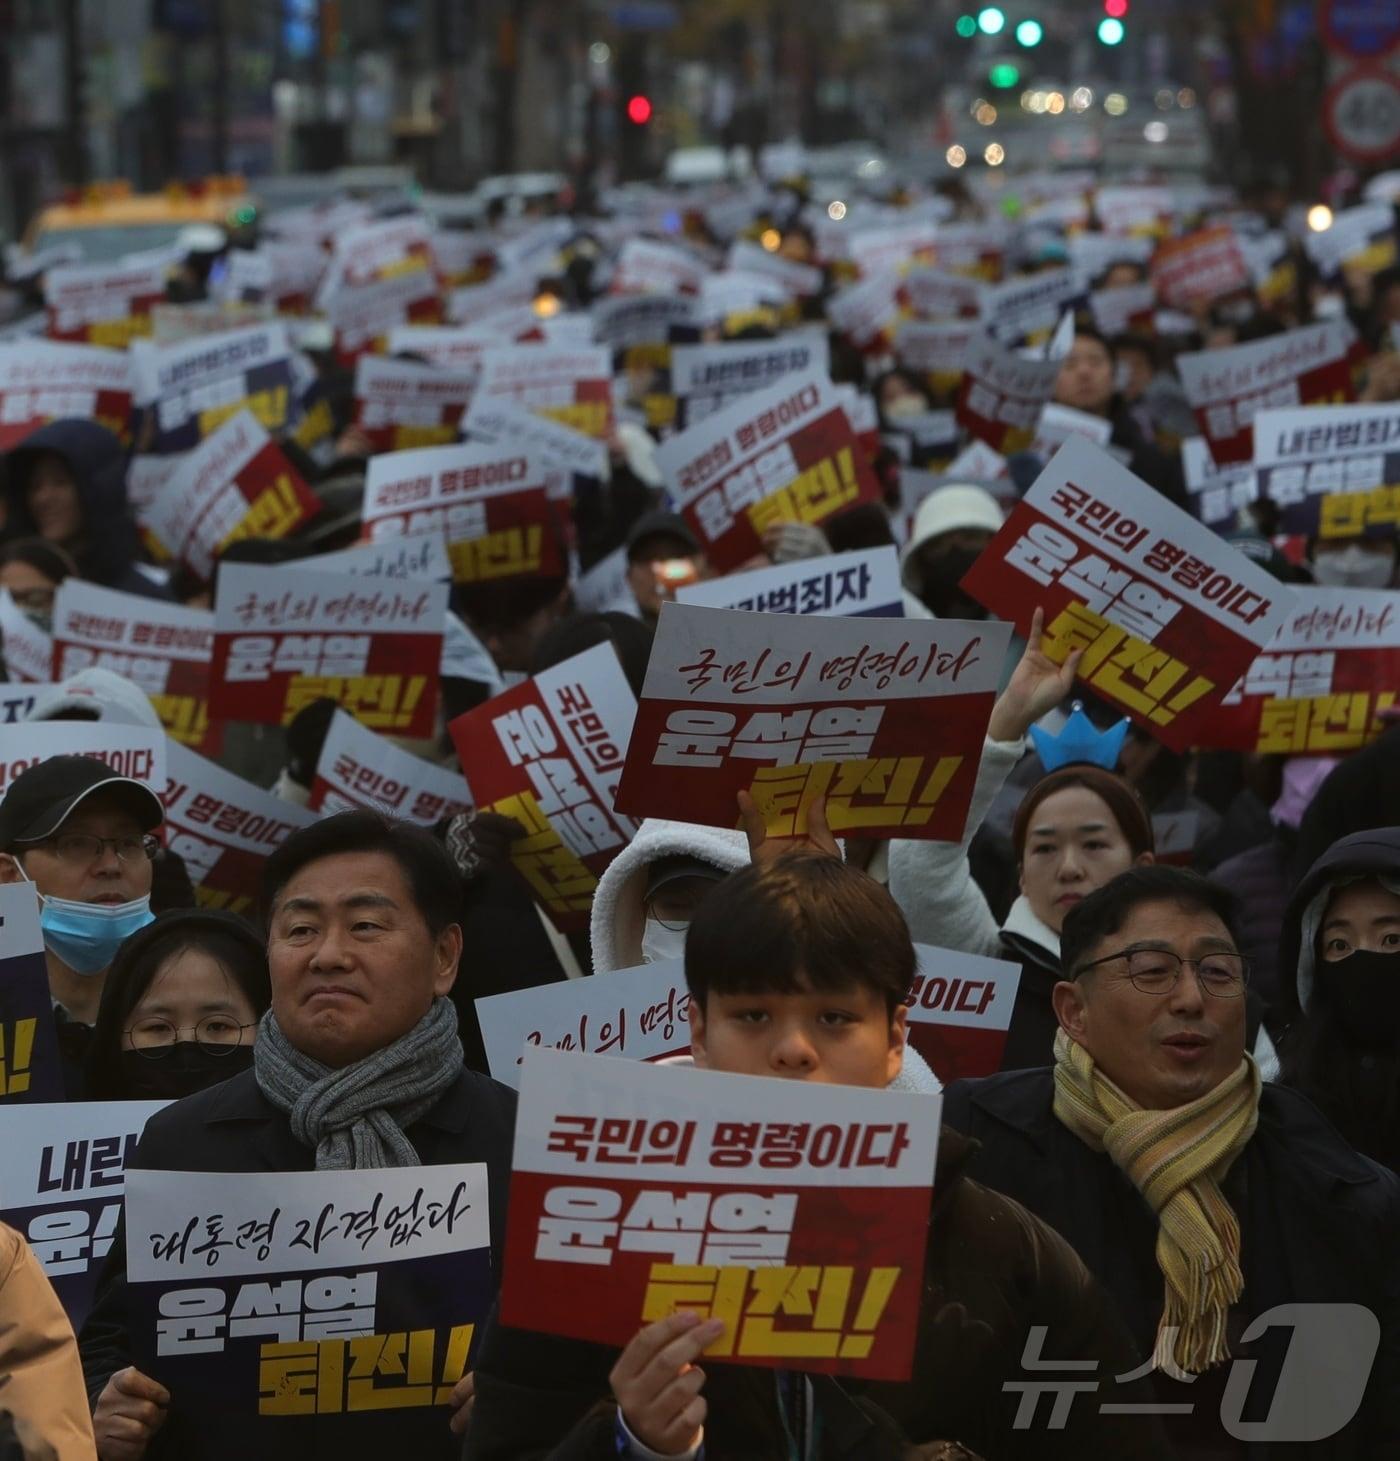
901,483,1004,589
25,667,163,729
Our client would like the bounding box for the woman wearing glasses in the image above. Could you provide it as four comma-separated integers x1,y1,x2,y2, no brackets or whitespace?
85,910,269,1103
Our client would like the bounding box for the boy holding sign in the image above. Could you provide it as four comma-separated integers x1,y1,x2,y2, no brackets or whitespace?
467,852,1164,1460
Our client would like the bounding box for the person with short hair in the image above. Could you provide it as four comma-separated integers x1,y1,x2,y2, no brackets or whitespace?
623,511,708,626
0,757,164,1096
943,864,1400,1455
78,810,516,1459
466,852,1164,1461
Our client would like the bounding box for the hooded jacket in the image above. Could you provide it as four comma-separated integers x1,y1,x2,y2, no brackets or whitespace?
3,419,165,599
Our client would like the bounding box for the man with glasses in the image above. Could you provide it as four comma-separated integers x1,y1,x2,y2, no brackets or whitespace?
943,865,1400,1454
0,755,163,1096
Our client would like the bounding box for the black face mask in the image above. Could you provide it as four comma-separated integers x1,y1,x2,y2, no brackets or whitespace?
118,1042,255,1101
918,545,988,618
1314,949,1400,1050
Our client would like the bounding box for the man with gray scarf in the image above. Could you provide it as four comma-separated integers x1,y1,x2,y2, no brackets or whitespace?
78,810,516,1461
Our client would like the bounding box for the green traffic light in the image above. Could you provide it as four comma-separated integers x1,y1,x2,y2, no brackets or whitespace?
989,61,1021,88
955,14,978,36
1015,18,1043,46
1097,15,1125,43
977,6,1006,35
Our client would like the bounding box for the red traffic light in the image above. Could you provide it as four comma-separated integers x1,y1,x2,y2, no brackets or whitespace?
1104,0,1128,14
626,94,653,125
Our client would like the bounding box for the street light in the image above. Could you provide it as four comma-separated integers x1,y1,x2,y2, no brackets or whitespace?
989,62,1021,89
1097,16,1125,44
1015,19,1043,46
626,94,653,124
977,6,1006,35
955,14,978,37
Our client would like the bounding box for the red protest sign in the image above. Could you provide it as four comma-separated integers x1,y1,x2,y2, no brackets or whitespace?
44,258,168,347
614,603,1010,840
51,581,220,755
500,1049,941,1381
210,561,446,737
0,341,133,450
655,371,882,573
473,344,614,440
448,642,639,933
325,270,444,365
960,437,1295,752
956,323,1068,454
142,410,321,579
0,722,165,801
1205,588,1400,753
905,945,1022,1085
351,355,476,453
1149,226,1251,311
361,441,563,584
1176,320,1355,466
160,741,316,917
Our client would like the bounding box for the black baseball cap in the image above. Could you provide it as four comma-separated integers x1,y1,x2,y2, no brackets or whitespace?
626,510,701,563
0,755,164,850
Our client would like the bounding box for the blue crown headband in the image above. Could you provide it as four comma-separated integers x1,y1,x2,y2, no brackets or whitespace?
1028,701,1128,772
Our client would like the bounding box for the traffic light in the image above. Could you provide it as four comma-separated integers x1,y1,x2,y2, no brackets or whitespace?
955,14,978,37
989,61,1021,88
1097,16,1125,43
1015,18,1043,46
976,6,1005,35
626,94,652,125
1104,0,1128,15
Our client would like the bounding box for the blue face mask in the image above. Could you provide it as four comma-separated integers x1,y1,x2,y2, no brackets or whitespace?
38,895,154,976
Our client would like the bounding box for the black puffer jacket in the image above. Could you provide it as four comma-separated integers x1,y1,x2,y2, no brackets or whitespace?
3,418,166,598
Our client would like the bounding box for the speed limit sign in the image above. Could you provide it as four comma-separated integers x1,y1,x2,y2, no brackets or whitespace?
1323,66,1400,161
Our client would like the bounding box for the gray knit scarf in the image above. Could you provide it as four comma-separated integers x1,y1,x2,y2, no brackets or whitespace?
255,996,463,1169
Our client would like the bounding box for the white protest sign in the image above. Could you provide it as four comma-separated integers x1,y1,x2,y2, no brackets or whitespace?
310,708,472,826
675,546,904,618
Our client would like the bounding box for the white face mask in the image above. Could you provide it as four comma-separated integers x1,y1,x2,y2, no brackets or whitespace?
1311,545,1396,589
640,917,689,965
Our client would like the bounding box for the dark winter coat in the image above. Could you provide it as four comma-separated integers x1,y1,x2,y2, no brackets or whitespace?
3,418,166,598
78,1066,516,1460
943,1068,1400,1459
1211,835,1293,1026
463,1126,1170,1461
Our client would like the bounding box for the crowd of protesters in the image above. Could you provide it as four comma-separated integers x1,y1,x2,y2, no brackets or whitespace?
0,151,1399,1461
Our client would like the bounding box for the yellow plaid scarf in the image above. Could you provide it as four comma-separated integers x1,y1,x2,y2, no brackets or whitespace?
1052,1029,1262,1374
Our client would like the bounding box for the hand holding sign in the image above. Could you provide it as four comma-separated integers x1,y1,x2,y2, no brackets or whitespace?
609,1310,722,1457
739,789,839,866
93,1366,170,1461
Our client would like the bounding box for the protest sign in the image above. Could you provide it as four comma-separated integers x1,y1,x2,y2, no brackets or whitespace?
144,410,322,579
1088,282,1157,337
297,530,454,583
320,214,436,296
612,238,707,296
0,1101,165,1322
956,319,1070,454
897,266,985,322
675,546,904,618
160,740,316,914
1251,401,1400,540
591,294,696,354
1182,435,1258,530
615,602,1009,839
0,884,63,1104
326,269,443,364
447,269,540,328
0,588,56,684
310,709,472,825
981,267,1084,346
826,271,901,350
656,371,882,573
361,441,563,584
386,324,491,375
131,324,293,454
1208,588,1400,753
846,219,941,277
1176,320,1354,465
464,399,609,482
0,339,132,449
0,720,165,799
922,221,1008,280
905,945,1021,1084
44,257,168,346
501,1048,939,1380
1032,402,1114,460
126,453,183,517
52,581,219,753
726,240,824,298
476,958,693,1086
1303,202,1397,279
892,321,979,393
1096,185,1174,237
961,437,1294,751
448,642,639,933
0,682,50,723
210,561,445,735
670,336,830,425
219,241,326,313
573,547,639,617
126,1164,493,1447
1150,227,1251,310
473,344,614,439
351,355,477,453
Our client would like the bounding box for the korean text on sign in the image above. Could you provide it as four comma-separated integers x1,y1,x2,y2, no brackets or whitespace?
905,945,1021,1085
125,1164,493,1432
0,339,132,450
675,546,904,619
210,561,446,737
614,602,1010,842
960,436,1294,751
448,641,639,934
1207,588,1400,754
501,1049,940,1381
655,370,882,573
310,708,472,827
